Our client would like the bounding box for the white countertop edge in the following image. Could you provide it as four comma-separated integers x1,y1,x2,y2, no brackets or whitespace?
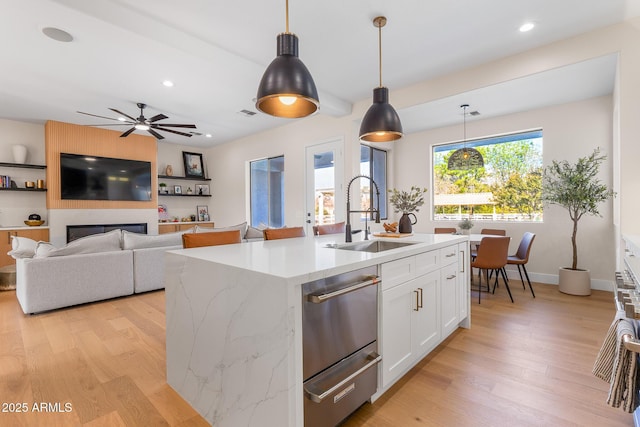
167,233,468,284
0,225,50,230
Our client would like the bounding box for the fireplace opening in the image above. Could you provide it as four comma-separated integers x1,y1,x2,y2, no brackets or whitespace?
67,223,147,243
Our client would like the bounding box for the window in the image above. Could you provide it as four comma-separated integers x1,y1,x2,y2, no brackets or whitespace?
250,156,284,227
360,145,388,220
433,130,543,222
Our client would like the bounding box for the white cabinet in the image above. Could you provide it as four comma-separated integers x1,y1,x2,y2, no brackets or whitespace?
380,244,470,390
458,242,470,321
440,262,459,336
380,270,440,388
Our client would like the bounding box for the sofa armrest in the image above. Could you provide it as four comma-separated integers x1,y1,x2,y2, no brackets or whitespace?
132,245,182,293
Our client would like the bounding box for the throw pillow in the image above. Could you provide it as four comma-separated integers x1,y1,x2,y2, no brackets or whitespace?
122,228,193,250
8,236,38,259
34,229,122,258
197,222,247,236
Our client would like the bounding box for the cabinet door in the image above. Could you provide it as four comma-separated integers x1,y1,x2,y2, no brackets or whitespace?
380,280,415,387
413,271,441,357
458,242,469,321
0,230,14,267
158,224,178,234
18,228,49,242
441,262,459,337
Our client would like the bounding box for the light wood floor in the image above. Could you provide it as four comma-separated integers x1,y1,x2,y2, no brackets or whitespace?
0,282,631,426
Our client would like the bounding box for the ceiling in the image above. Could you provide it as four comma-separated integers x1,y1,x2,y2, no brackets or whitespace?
1,0,638,147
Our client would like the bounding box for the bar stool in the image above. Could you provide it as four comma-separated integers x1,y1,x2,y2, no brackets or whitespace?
264,226,306,240
182,230,242,248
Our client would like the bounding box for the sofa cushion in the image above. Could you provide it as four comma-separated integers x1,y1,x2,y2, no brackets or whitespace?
197,222,247,236
122,228,194,250
8,236,38,259
34,229,122,258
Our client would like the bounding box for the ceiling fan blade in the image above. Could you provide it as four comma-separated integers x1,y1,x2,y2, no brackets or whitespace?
147,128,164,140
152,127,193,137
152,123,197,128
148,114,168,123
83,123,132,126
77,111,124,122
109,108,137,122
120,127,136,138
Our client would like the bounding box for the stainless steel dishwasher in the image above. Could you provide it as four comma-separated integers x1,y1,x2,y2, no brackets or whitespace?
302,265,381,427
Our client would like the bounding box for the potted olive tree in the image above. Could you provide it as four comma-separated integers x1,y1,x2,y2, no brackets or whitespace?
542,148,615,295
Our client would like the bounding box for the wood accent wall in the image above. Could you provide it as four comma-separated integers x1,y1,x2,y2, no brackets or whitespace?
45,121,157,209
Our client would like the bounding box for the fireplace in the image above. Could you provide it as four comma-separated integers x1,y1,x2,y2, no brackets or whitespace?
66,223,147,243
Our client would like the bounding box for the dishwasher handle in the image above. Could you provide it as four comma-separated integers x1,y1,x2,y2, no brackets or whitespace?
304,352,382,403
306,276,379,303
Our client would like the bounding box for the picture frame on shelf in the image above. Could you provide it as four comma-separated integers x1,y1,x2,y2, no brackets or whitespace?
197,205,209,222
174,185,182,195
195,184,210,196
183,151,205,178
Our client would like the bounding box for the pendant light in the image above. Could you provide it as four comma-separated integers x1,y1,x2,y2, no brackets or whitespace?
359,16,403,143
447,104,484,170
256,0,319,118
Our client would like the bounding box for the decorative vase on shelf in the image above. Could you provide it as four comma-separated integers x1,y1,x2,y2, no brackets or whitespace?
398,213,417,234
12,144,27,164
165,165,173,176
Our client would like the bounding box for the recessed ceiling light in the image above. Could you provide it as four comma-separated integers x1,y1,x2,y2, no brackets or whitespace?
205,134,212,138
162,80,174,87
42,27,74,42
519,22,535,32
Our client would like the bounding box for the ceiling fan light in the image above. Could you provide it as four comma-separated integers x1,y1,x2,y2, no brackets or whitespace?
256,33,319,118
359,87,403,142
135,123,150,131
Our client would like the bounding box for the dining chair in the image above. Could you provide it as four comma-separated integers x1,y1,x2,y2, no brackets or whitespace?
434,227,456,234
316,222,346,235
263,226,306,240
471,228,507,259
182,230,242,248
470,236,512,303
507,232,536,298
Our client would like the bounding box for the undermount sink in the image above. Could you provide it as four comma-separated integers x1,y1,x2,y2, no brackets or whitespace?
327,240,417,253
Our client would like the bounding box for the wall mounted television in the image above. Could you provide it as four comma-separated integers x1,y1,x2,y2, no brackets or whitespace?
60,153,152,201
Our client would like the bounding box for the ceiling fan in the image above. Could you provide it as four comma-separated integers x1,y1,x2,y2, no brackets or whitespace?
77,102,197,140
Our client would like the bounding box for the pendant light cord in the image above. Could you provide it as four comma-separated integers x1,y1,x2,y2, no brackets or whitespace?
285,0,290,33
378,21,383,88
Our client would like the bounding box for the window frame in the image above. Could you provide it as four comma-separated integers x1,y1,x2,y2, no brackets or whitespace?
249,155,285,228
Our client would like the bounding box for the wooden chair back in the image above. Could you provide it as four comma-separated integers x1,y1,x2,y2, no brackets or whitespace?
471,236,510,270
263,226,306,240
434,227,456,234
480,228,506,236
182,230,242,248
316,222,346,235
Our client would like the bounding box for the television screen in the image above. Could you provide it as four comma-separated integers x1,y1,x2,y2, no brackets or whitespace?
60,153,152,201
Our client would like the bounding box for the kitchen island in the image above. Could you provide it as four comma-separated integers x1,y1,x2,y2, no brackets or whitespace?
164,233,469,427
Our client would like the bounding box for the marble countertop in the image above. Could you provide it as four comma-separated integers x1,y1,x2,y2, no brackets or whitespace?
167,232,468,283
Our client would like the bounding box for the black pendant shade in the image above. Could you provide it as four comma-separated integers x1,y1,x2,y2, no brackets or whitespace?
447,104,484,170
256,32,319,118
359,16,403,142
359,87,403,142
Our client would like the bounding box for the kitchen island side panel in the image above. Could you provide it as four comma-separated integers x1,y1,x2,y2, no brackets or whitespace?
165,252,301,427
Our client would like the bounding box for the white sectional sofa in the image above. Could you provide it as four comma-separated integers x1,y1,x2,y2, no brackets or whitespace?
11,222,263,314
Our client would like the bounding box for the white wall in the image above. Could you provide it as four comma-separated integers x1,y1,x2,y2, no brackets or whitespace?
395,96,614,286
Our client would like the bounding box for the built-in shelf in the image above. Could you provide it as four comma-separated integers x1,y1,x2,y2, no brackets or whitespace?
158,175,211,182
0,162,46,170
0,188,46,192
158,193,211,197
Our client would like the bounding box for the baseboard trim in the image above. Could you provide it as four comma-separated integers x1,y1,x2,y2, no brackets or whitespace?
501,267,613,292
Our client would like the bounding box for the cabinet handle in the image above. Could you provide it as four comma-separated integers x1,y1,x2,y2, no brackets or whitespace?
460,250,465,273
446,274,456,280
414,290,420,311
418,287,423,309
445,252,456,258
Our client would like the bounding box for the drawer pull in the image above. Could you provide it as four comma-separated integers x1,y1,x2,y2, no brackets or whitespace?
445,252,456,258
446,274,456,280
